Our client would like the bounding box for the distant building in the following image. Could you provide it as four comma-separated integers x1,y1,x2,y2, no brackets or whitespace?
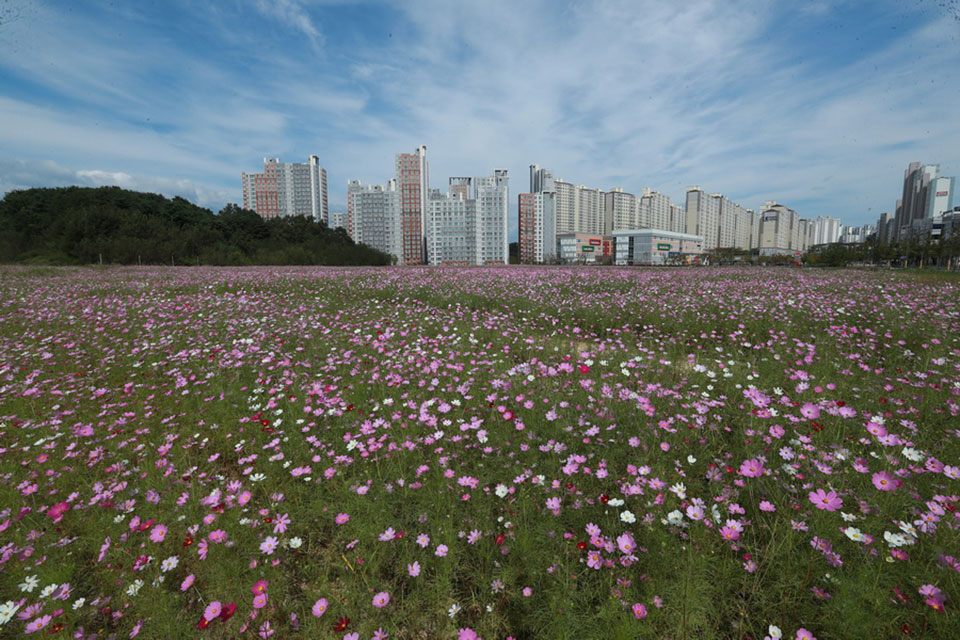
613,229,704,265
242,156,328,223
328,210,349,231
529,164,555,194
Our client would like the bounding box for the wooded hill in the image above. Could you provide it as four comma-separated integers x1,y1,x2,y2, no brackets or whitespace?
0,186,393,266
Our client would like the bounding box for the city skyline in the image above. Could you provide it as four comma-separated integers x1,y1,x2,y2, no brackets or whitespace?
1,1,959,239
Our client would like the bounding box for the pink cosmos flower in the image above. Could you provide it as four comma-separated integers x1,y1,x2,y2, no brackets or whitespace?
372,591,390,608
435,544,448,557
149,524,168,543
759,501,776,512
800,403,820,420
24,615,52,634
253,593,268,609
720,526,740,541
739,458,764,478
522,587,532,597
632,603,647,619
312,598,328,617
335,513,350,525
251,579,268,595
808,489,842,511
616,532,636,555
796,629,817,640
181,574,195,591
259,536,279,555
407,561,420,577
871,471,901,492
458,629,481,640
203,601,222,622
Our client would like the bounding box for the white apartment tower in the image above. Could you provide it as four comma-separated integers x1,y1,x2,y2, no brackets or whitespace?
427,170,509,265
603,188,640,235
347,179,402,261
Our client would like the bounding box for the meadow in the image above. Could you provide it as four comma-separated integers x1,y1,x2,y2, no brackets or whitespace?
0,265,957,640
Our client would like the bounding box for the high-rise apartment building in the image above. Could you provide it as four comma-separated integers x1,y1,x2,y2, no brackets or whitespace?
347,179,402,261
529,165,555,194
519,191,557,264
426,170,509,265
328,210,349,231
395,145,430,265
241,156,328,223
641,188,680,233
758,201,800,256
895,162,939,240
603,188,640,235
474,169,510,264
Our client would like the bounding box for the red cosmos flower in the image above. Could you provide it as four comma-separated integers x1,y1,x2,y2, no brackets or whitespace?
836,401,846,407
578,364,590,374
346,404,355,411
48,622,64,633
599,494,610,504
195,615,210,630
183,537,194,547
494,534,506,546
333,616,350,632
219,602,237,622
262,427,274,433
260,419,270,426
576,541,587,550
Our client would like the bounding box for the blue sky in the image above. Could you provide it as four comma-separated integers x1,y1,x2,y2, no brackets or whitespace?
1,0,959,236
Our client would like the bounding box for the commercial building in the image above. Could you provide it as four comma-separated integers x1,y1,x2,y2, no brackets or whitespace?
241,156,328,223
613,229,704,265
556,233,613,263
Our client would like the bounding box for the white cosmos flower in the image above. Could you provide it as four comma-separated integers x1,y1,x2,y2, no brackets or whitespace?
620,510,636,523
768,625,782,639
843,528,864,542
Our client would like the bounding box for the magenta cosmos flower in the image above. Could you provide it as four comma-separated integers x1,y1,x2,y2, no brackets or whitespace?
808,489,842,511
372,591,390,608
632,603,647,619
871,471,901,491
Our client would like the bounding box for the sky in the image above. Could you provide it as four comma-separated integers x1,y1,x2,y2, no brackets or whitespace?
1,0,959,238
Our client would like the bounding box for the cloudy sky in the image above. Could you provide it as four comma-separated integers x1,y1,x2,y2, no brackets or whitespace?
1,0,959,235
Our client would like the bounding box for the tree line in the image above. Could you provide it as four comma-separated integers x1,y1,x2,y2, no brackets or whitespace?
0,186,393,266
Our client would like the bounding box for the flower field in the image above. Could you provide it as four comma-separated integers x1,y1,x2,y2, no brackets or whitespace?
0,266,958,639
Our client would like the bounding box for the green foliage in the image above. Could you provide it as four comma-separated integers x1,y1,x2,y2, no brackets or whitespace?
0,187,392,266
